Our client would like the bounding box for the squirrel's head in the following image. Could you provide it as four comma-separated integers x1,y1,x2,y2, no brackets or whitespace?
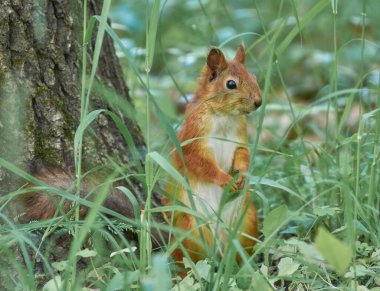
197,44,262,116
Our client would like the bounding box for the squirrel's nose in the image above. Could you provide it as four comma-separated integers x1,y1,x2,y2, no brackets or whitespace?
254,98,262,108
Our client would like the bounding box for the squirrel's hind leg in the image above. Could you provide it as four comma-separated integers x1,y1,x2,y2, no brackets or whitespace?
171,212,213,275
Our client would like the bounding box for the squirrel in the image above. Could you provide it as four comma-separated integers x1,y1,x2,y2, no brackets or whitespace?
164,44,261,268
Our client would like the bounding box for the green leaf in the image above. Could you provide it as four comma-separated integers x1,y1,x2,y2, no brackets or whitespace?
248,175,305,202
315,227,352,275
74,109,105,166
145,0,161,72
262,205,288,238
313,206,339,217
344,265,374,279
76,248,97,258
371,249,380,262
182,257,192,269
195,260,211,281
149,205,204,219
278,257,300,276
42,275,62,291
106,273,125,291
250,271,273,291
51,260,68,272
148,151,188,188
288,239,322,261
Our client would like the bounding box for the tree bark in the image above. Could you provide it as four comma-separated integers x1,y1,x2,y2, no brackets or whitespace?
0,1,160,221
1,0,142,171
0,0,140,187
0,1,168,288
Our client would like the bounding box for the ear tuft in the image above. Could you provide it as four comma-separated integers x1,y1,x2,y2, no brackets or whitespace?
234,43,245,64
207,47,227,72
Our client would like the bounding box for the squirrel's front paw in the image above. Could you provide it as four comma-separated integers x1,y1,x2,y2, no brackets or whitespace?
215,172,247,191
215,172,233,188
226,176,246,191
230,170,247,190
236,175,246,189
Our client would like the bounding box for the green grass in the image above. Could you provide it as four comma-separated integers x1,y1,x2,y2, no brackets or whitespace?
1,0,380,290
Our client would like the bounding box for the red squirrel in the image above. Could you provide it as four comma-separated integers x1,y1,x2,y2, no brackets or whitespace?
165,44,261,267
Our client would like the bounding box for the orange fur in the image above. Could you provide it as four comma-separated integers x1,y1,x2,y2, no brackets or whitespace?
165,45,262,272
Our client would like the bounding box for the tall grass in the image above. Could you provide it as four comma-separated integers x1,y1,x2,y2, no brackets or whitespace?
139,0,161,277
0,0,379,290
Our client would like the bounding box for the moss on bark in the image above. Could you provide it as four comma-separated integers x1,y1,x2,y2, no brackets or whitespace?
0,0,146,189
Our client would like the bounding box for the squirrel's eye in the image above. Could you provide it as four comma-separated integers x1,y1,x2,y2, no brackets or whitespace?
226,80,237,89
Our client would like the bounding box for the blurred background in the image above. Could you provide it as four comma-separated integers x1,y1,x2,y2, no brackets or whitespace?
107,0,380,216
109,0,380,148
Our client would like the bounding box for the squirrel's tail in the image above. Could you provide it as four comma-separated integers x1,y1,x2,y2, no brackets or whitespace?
20,170,89,221
15,169,168,247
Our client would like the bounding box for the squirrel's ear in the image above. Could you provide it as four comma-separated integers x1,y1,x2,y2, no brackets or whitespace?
207,48,227,72
234,43,245,64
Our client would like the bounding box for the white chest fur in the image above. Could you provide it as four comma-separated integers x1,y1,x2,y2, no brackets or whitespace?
207,115,241,172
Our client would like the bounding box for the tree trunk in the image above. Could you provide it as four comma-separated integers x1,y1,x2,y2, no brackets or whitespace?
0,1,160,224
